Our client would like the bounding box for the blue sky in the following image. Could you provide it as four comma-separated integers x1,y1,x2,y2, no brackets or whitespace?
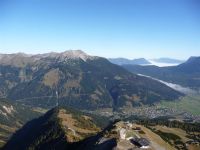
0,0,199,59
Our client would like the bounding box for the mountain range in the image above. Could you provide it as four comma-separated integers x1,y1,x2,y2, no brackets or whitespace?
122,56,200,90
3,106,200,150
0,50,200,150
152,58,185,64
0,50,182,110
3,106,110,150
108,57,185,67
108,58,151,65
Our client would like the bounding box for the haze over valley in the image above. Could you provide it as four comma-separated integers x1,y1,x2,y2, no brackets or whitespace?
0,50,199,150
1,0,200,149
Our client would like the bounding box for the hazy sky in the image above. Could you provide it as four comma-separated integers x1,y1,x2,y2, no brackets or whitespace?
0,0,199,59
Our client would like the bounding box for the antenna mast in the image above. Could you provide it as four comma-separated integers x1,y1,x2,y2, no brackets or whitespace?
56,90,58,107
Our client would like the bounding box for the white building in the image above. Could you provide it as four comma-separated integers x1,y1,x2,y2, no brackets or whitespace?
119,128,126,140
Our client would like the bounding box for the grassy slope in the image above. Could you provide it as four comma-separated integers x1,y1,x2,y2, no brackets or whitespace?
3,106,109,150
153,126,189,142
151,125,200,150
136,124,175,150
158,95,200,115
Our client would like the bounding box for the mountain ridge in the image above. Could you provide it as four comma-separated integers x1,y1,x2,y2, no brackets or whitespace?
0,50,98,67
108,58,151,65
3,106,110,150
0,50,183,110
4,107,199,150
0,98,42,147
152,58,185,64
122,56,200,89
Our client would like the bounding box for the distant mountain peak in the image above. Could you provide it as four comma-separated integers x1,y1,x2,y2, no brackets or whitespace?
0,52,31,60
186,56,200,63
152,58,185,64
60,50,92,61
0,50,98,65
108,58,151,65
36,50,97,61
62,49,85,55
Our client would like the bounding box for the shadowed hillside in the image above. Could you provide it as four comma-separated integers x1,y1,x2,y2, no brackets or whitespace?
0,51,183,110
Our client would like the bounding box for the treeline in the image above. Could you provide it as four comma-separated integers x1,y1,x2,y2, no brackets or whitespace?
137,118,200,132
60,106,110,128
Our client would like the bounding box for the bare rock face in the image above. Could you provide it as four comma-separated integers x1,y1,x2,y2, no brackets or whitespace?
0,50,97,67
60,50,94,61
34,50,97,62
